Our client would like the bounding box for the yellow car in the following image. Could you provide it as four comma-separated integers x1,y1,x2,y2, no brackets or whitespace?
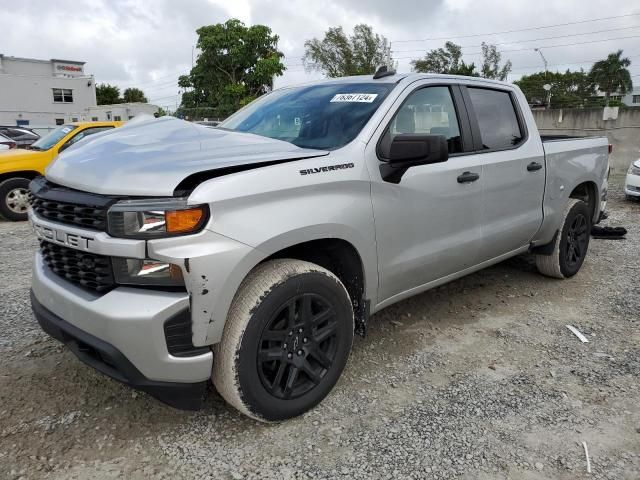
0,121,122,220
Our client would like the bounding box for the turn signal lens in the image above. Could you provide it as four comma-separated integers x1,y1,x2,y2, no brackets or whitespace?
166,207,205,233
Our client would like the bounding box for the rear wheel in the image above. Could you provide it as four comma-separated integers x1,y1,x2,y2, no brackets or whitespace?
213,259,354,422
536,199,591,279
0,178,31,221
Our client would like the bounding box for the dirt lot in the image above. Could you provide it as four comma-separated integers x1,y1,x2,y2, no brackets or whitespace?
0,177,638,480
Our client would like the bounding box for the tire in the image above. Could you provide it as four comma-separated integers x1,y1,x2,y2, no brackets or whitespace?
0,177,31,221
213,259,354,422
536,199,591,279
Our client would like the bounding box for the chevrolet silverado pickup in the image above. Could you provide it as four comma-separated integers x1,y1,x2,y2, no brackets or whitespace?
29,72,609,421
0,121,121,221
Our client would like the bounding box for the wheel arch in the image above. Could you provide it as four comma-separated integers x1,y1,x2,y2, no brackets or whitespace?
261,238,369,335
568,180,599,224
0,170,41,184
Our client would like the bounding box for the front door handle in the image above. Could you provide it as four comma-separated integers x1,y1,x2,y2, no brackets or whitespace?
527,161,543,172
457,171,480,183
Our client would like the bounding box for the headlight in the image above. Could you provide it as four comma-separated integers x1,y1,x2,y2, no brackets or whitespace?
107,198,208,239
629,164,640,176
112,258,185,287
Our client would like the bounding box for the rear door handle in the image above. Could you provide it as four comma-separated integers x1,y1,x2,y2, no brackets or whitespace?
527,161,543,172
457,171,480,183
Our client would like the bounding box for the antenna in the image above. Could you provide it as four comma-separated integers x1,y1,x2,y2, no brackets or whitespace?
373,65,396,79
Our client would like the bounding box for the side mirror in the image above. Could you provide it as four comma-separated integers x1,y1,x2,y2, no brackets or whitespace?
388,134,448,166
380,134,449,183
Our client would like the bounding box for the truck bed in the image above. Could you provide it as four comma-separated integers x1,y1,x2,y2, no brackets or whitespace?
534,135,609,246
541,134,591,142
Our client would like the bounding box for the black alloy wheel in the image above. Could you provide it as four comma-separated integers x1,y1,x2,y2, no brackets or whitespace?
257,293,338,400
565,213,589,268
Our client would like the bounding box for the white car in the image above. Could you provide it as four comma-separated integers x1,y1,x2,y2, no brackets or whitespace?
626,159,640,199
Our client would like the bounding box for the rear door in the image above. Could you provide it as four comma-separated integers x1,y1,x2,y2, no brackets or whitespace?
462,85,545,262
367,82,485,304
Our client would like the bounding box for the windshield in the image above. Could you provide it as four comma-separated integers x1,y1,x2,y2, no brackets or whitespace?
220,83,393,150
30,125,77,151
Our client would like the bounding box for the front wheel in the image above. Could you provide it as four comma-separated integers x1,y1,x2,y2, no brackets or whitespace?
0,178,31,221
213,259,354,422
536,199,591,279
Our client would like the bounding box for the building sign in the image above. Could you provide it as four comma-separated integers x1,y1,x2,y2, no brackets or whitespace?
57,65,82,72
52,61,84,76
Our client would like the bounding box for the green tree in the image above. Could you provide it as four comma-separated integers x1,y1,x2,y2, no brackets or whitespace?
480,43,512,81
589,50,633,104
303,24,392,77
96,83,121,105
514,70,597,108
178,19,285,117
411,41,478,76
154,107,167,118
122,87,148,103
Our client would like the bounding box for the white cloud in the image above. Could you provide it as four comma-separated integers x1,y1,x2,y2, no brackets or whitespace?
1,0,638,106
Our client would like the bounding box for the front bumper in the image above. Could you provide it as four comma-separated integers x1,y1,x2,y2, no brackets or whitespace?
31,254,214,408
31,292,208,410
625,173,640,197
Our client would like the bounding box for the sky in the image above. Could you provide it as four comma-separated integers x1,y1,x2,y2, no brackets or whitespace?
1,0,639,110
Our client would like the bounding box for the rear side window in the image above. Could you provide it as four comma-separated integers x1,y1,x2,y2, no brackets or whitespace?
467,88,523,150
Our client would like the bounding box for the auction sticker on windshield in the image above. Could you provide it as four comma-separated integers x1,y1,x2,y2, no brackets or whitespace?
330,93,378,103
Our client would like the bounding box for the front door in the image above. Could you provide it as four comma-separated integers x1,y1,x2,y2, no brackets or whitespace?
367,83,485,304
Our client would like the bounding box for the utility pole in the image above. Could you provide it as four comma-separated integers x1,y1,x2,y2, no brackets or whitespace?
534,48,548,75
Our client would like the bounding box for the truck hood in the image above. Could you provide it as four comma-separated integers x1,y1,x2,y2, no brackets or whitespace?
0,148,40,161
46,116,329,196
0,147,50,175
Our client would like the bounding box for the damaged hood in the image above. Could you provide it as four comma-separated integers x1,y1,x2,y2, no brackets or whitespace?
46,116,329,196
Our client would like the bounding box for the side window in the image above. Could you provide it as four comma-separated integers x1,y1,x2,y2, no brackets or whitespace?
384,86,463,155
67,127,113,146
467,88,523,150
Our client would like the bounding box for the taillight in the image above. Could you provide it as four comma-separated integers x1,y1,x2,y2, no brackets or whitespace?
608,144,613,155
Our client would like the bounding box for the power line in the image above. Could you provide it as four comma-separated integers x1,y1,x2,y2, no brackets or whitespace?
390,12,640,44
391,25,640,53
393,34,640,60
508,53,640,72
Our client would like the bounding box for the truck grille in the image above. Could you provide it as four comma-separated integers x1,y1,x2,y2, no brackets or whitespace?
40,241,115,293
29,177,115,232
30,196,108,231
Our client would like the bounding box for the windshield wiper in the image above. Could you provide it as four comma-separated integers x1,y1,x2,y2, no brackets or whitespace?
28,146,43,151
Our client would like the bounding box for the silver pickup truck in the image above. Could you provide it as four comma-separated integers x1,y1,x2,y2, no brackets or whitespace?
29,72,609,421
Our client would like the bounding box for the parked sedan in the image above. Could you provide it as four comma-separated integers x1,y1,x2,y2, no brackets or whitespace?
0,126,40,148
625,159,640,200
0,132,17,150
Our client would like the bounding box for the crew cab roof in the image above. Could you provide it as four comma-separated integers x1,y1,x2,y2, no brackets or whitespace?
284,72,515,89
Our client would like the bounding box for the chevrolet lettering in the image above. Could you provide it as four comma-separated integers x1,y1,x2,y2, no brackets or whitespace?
32,222,94,250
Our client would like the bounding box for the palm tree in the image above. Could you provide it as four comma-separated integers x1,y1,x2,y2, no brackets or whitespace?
589,50,633,104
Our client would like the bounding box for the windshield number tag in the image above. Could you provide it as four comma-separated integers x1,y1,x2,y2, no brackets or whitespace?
330,93,378,103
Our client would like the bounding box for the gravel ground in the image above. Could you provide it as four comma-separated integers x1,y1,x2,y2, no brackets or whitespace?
0,177,638,480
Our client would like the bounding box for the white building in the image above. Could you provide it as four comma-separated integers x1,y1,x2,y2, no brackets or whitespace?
0,55,97,126
0,55,160,126
86,103,160,122
617,87,640,107
594,86,640,107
